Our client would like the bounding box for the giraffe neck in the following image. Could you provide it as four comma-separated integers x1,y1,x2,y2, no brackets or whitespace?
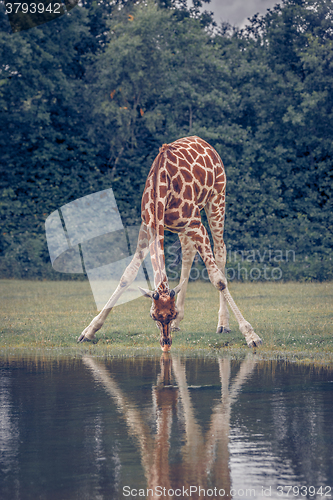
145,148,169,291
157,280,170,294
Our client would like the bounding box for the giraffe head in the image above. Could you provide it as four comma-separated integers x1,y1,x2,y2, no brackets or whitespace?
139,281,184,352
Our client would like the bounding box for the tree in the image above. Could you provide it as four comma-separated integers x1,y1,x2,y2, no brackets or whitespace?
0,6,106,277
238,0,333,259
84,1,222,225
0,0,332,280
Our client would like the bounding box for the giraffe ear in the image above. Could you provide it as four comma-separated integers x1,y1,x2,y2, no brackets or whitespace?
138,287,154,298
171,279,186,296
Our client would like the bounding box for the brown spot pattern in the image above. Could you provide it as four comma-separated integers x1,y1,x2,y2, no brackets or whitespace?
198,187,208,205
196,143,205,154
172,175,182,193
168,197,182,210
160,170,167,183
142,190,149,207
183,184,192,200
182,148,193,164
159,185,167,198
190,148,198,160
207,170,213,187
182,202,192,218
166,160,178,177
165,211,179,224
175,221,187,228
193,164,206,185
196,155,205,168
181,169,192,183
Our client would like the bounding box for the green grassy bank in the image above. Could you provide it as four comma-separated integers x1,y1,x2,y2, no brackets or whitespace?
0,280,332,364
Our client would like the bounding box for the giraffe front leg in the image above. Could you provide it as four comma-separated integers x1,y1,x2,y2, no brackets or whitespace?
78,307,113,342
77,277,132,342
78,264,142,342
171,235,197,332
216,291,231,334
78,224,150,343
170,288,185,332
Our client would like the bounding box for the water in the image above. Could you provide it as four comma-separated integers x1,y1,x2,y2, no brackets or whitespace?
0,355,332,500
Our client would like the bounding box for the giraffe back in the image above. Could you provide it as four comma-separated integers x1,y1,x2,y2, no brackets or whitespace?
141,136,226,234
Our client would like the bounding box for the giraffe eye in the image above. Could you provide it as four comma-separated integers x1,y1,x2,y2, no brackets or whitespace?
152,292,159,300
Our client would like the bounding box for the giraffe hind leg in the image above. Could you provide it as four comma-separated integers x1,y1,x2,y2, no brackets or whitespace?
216,276,231,335
204,199,231,335
215,246,231,336
222,287,263,347
187,219,262,347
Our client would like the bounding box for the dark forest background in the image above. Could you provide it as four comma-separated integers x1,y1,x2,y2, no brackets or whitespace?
0,0,332,280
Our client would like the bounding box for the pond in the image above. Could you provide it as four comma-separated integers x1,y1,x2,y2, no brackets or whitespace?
0,355,332,500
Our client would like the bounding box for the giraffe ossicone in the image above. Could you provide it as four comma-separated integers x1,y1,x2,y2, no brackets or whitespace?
78,136,263,350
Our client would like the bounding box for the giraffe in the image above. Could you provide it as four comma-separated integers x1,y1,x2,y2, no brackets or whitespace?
78,136,262,350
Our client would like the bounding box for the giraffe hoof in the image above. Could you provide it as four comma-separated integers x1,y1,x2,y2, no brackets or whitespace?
216,326,231,334
247,338,263,348
78,336,99,344
77,334,91,343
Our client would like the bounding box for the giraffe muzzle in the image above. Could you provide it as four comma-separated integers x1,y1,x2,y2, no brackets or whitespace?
160,336,172,352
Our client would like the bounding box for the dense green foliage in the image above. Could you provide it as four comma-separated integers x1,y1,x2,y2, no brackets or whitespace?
0,0,332,280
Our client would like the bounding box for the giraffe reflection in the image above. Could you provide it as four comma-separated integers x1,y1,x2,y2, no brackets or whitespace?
82,355,257,500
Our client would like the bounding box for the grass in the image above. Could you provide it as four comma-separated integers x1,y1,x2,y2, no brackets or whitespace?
0,279,332,364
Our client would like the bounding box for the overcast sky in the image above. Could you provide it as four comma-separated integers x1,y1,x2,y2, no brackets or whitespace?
189,0,280,28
